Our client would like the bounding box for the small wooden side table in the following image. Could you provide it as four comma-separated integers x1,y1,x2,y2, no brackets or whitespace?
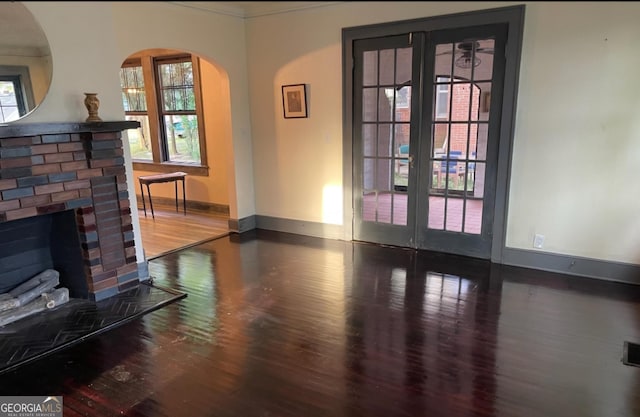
138,172,187,219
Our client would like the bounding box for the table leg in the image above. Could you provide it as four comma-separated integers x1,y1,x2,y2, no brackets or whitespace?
174,180,179,213
182,178,186,215
146,183,155,219
139,181,147,217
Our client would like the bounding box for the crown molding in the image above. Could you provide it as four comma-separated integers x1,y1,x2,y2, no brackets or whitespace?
168,2,345,18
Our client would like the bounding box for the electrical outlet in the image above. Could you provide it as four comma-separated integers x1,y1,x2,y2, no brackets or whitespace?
533,234,545,249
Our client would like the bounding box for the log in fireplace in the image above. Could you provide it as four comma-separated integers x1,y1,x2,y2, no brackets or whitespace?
0,121,145,311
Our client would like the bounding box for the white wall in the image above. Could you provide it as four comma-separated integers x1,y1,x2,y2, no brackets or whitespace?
508,2,640,264
17,1,640,267
18,1,257,262
245,1,640,265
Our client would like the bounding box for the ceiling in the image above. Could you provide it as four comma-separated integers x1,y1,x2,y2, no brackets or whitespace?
170,1,343,18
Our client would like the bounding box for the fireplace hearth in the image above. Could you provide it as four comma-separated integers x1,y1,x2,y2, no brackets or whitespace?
0,121,144,304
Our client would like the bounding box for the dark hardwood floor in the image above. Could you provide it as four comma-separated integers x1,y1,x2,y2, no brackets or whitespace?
1,229,640,416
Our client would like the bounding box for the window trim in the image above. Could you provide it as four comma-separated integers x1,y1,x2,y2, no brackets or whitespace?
131,161,209,176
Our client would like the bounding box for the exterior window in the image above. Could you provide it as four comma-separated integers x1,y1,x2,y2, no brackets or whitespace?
119,53,206,169
156,57,200,163
395,86,410,109
120,62,151,161
435,76,449,119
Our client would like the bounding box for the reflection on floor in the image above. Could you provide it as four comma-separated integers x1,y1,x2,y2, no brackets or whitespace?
1,230,639,416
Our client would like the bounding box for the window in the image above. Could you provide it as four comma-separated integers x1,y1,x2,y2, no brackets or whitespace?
157,57,200,163
120,62,151,160
395,86,410,109
0,77,25,122
435,76,450,119
0,65,37,123
120,53,207,173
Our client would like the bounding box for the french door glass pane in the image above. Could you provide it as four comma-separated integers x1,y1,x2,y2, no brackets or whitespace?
362,191,376,222
363,124,376,157
379,49,395,85
464,200,483,234
362,88,377,122
445,198,464,232
393,194,407,226
395,86,411,121
395,48,412,84
378,124,392,157
427,196,444,230
434,44,454,80
378,88,393,122
471,162,486,199
377,192,392,224
363,51,378,86
375,159,392,190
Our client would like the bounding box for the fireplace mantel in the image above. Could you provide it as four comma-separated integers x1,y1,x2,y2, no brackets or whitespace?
0,121,139,138
0,120,142,301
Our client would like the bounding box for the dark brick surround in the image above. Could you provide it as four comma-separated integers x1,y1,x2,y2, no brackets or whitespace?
0,121,141,301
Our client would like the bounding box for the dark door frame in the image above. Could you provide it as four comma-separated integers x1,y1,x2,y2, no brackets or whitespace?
342,5,525,263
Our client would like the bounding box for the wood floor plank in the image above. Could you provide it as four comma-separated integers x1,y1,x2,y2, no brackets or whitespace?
136,202,229,259
1,229,639,416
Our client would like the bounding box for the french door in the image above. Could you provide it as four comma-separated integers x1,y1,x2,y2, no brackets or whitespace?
352,24,507,259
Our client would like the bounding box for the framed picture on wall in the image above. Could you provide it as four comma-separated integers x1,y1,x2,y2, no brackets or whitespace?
282,84,307,118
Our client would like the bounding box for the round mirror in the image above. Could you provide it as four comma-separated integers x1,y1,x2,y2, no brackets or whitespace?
0,2,52,123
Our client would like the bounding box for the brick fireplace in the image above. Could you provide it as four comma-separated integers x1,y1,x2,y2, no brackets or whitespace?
0,121,143,301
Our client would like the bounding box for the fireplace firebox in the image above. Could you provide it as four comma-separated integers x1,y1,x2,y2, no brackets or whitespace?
0,210,86,297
